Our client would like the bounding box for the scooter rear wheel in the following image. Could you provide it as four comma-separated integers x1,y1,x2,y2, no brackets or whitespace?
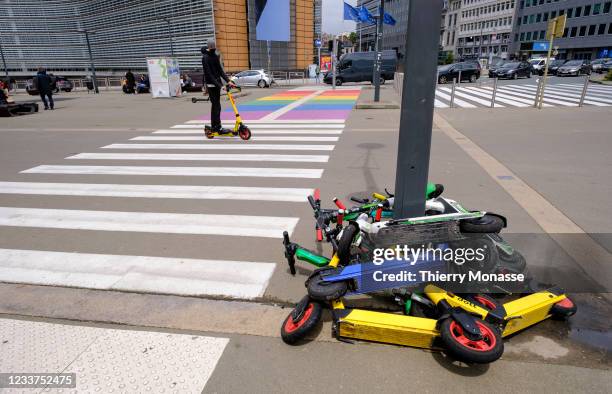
239,126,251,140
281,296,323,345
306,269,348,302
464,294,502,311
440,318,504,364
550,297,577,320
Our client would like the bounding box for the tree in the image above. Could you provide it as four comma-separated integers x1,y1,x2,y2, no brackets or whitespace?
348,32,358,45
444,52,454,64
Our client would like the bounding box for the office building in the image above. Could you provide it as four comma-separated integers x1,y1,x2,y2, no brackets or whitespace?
455,0,517,60
356,0,409,58
510,0,612,59
441,0,463,59
0,0,315,78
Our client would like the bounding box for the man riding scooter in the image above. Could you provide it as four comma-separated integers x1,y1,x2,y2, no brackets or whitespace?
201,38,235,133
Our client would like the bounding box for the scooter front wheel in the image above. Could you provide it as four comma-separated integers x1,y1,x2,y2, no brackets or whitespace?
239,126,252,141
439,318,504,364
281,296,323,345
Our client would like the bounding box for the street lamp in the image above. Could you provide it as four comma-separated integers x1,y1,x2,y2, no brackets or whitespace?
162,18,174,57
78,29,99,94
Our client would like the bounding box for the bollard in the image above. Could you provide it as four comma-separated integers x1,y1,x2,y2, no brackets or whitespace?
533,78,542,108
458,70,462,85
578,75,589,107
490,77,498,108
450,79,456,108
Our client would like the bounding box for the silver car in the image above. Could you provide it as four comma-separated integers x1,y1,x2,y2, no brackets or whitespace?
230,69,272,88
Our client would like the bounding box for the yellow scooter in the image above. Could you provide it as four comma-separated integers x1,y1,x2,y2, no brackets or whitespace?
191,85,252,140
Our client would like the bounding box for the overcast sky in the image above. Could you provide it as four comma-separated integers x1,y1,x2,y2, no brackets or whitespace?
322,0,356,35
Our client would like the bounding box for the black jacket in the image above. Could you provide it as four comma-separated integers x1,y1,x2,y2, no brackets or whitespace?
202,49,229,89
35,71,52,94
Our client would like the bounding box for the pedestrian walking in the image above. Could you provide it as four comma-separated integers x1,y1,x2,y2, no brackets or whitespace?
125,69,135,94
201,38,234,132
35,67,54,110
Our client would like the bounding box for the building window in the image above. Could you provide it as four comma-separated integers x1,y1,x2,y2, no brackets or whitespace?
540,30,546,39
575,7,582,17
526,31,532,40
563,27,568,37
579,25,587,36
604,2,611,13
584,5,591,16
550,10,556,18
543,12,549,21
536,13,541,22
567,8,573,18
598,23,606,34
520,32,525,41
515,33,519,41
523,15,528,24
608,23,612,34
559,10,564,16
588,24,596,35
593,3,601,15
570,26,578,37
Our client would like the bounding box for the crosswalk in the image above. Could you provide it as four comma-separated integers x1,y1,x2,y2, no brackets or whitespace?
434,82,612,108
0,114,349,299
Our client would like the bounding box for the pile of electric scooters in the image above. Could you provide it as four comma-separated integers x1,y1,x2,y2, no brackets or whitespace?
280,184,576,364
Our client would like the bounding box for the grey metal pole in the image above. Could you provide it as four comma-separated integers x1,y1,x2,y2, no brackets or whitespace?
84,31,99,94
533,77,542,107
490,77,498,108
578,75,589,107
450,79,456,108
332,38,337,90
458,69,462,84
393,0,443,218
165,19,174,56
373,0,384,102
266,40,272,74
0,37,9,87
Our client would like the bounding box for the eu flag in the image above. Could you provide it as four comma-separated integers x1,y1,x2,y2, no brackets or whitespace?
343,2,360,22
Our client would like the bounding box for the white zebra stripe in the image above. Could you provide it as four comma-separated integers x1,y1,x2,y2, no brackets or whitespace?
435,90,477,108
457,87,531,107
102,143,335,151
0,207,299,238
66,153,329,163
439,87,505,107
21,165,324,179
173,124,345,129
185,119,346,124
0,182,313,202
153,129,343,135
130,136,340,142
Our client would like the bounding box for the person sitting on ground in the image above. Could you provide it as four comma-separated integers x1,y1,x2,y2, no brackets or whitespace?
201,38,234,132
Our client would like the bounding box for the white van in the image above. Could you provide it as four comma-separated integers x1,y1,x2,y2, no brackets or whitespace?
529,57,555,76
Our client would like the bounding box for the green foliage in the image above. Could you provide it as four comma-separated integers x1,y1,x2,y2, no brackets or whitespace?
605,70,612,81
444,52,454,65
348,32,358,44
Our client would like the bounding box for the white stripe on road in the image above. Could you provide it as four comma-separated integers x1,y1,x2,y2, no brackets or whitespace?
490,87,578,106
21,165,324,179
102,143,335,151
516,85,610,106
0,182,313,202
435,90,477,108
439,87,505,107
67,152,329,163
186,119,346,124
153,129,343,135
472,86,553,107
500,86,579,106
173,124,345,129
457,87,531,107
0,248,276,299
541,86,612,104
434,98,449,108
131,136,340,142
555,83,612,93
261,90,324,121
0,207,299,238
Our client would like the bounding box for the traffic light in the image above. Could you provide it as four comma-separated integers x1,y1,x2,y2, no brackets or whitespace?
336,41,342,60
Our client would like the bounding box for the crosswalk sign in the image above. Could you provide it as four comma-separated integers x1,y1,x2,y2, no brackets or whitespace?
546,15,566,40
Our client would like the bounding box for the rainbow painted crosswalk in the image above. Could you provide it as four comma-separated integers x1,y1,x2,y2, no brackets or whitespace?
198,87,361,121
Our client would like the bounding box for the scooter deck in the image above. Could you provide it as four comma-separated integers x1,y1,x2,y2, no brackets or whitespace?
501,290,566,336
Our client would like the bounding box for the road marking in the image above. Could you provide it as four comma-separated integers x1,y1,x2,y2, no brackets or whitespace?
67,152,329,163
490,87,578,106
21,165,324,179
0,207,299,238
0,248,275,299
439,87,505,107
0,319,229,392
434,98,449,108
172,124,345,129
435,90,477,108
539,86,612,104
516,85,610,106
457,87,530,107
473,86,553,107
433,113,612,290
153,129,343,135
260,90,325,120
556,83,612,93
500,85,579,106
131,136,340,142
102,143,335,151
0,182,314,202
186,119,346,124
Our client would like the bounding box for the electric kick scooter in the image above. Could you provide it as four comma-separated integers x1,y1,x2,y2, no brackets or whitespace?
191,85,251,140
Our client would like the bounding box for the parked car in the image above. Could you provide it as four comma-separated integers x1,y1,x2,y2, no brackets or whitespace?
529,58,553,75
600,60,612,73
437,62,481,84
487,60,507,77
591,58,611,73
323,50,397,86
557,59,591,76
491,61,532,79
230,69,272,88
25,74,73,95
54,76,73,92
547,59,567,75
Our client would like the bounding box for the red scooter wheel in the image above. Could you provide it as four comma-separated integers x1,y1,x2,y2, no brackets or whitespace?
281,297,322,345
239,126,251,140
440,318,504,364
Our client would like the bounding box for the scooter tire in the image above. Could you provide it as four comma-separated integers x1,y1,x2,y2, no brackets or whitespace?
460,214,504,233
239,126,252,140
550,297,577,320
464,294,502,311
281,297,323,345
306,270,348,302
337,222,359,266
440,318,504,364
